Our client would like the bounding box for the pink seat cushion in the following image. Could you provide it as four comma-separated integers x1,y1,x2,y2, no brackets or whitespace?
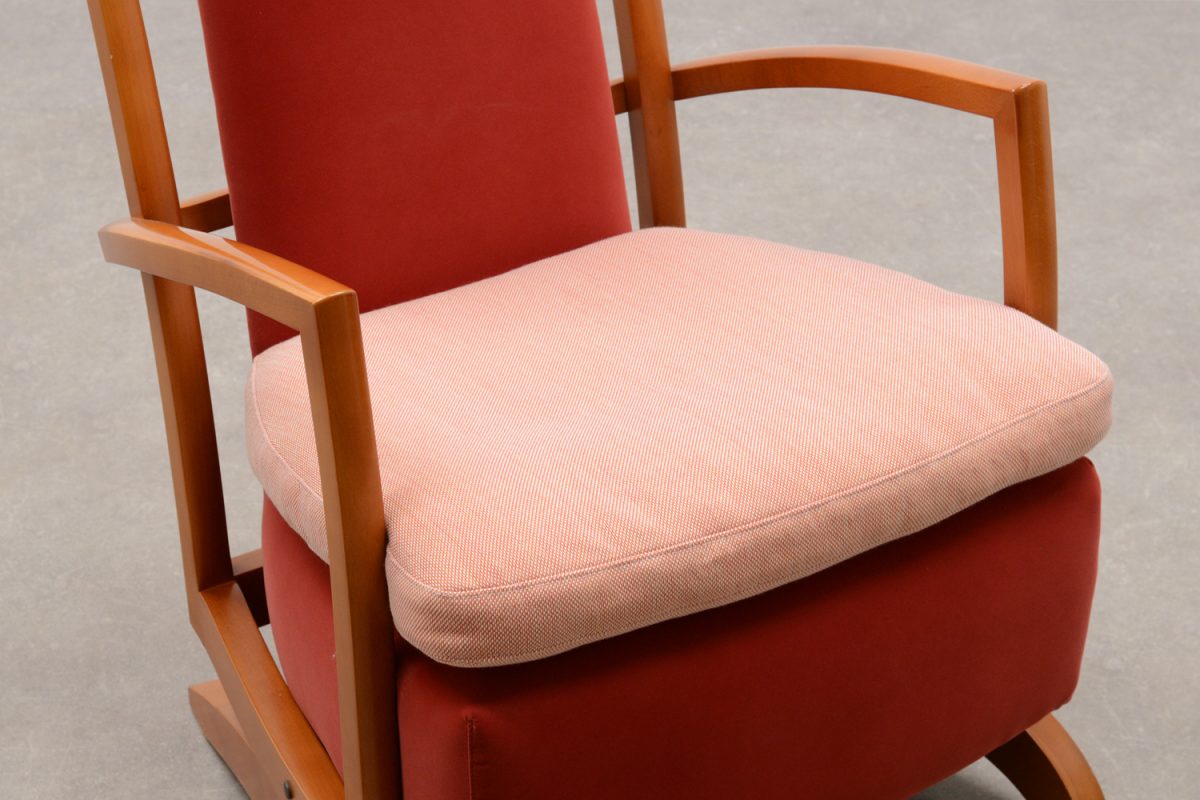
246,228,1112,667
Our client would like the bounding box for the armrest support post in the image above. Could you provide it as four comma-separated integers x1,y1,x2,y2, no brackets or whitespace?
667,46,1059,327
98,218,400,800
140,271,232,593
614,0,686,227
301,292,398,800
995,81,1057,328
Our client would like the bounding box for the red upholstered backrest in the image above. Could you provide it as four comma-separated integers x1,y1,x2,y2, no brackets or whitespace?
196,1,631,354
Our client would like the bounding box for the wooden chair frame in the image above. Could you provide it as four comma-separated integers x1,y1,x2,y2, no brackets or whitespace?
86,0,1101,798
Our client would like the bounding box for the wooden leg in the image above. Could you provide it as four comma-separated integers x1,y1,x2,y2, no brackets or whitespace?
986,714,1104,800
189,680,272,800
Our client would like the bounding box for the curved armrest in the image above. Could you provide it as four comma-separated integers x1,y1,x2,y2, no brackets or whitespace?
669,46,1058,328
99,218,353,330
99,218,396,794
671,46,1039,117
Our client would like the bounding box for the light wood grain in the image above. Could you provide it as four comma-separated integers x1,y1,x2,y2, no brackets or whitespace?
98,217,400,798
613,0,686,227
988,714,1106,799
189,680,272,800
232,548,269,628
196,582,344,799
668,46,1058,327
670,46,1039,114
180,188,234,233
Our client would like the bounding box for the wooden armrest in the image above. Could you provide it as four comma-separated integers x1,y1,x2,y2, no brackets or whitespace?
98,218,352,330
670,46,1039,117
668,46,1058,328
100,217,395,791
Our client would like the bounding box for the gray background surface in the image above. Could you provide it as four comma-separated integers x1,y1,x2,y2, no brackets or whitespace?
1,1,1197,797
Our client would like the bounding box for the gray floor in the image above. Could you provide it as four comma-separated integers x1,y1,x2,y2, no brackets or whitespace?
2,0,1197,797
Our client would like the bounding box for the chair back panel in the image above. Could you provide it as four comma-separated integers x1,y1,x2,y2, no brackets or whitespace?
196,0,632,353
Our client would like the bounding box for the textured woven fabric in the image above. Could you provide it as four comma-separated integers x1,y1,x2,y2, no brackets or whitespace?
196,0,630,354
264,459,1102,795
246,228,1112,667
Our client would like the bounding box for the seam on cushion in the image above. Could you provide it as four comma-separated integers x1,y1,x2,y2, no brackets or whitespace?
249,356,325,509
405,456,1101,667
386,368,1111,598
422,573,845,666
430,514,1021,664
465,715,476,800
426,558,916,665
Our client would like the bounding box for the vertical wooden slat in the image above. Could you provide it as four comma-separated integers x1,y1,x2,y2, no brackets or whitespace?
994,80,1058,329
140,273,234,594
86,0,180,223
613,0,686,227
301,294,400,800
87,0,233,594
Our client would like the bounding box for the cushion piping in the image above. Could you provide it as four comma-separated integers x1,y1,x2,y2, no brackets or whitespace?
254,367,1109,597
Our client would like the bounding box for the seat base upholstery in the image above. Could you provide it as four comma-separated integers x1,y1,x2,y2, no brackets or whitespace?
263,458,1101,800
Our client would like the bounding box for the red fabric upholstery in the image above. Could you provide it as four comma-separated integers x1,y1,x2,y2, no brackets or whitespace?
196,0,631,354
206,4,1102,795
263,458,1101,799
261,499,343,769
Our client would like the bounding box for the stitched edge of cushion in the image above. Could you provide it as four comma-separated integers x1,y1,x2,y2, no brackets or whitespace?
385,371,1112,666
245,356,330,560
382,367,1112,598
